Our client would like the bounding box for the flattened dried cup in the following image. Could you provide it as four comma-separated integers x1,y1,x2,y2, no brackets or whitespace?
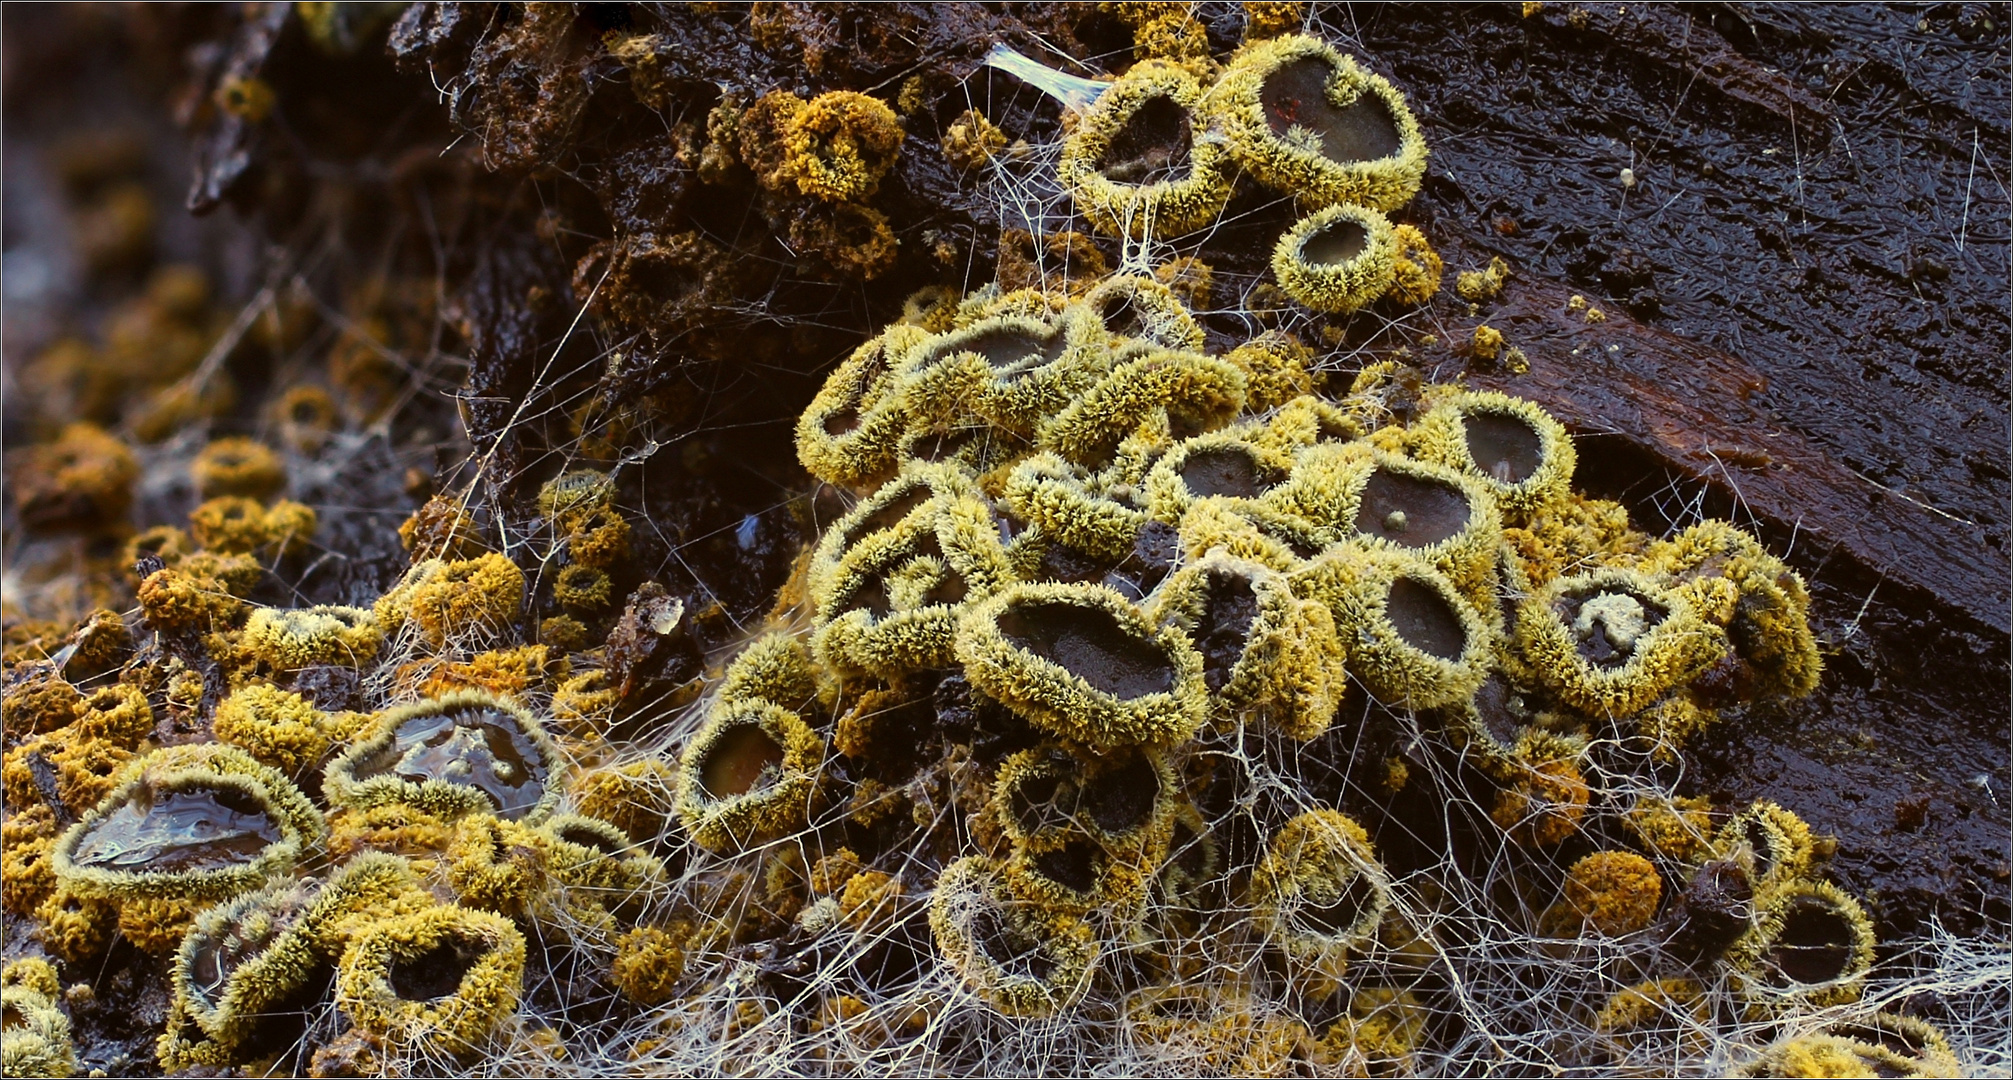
54,743,324,904
323,691,561,823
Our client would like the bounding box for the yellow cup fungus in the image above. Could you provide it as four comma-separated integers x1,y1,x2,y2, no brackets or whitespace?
1271,203,1399,314
927,856,1098,1018
323,691,561,822
52,743,325,903
1717,799,1819,893
1142,431,1297,523
1207,33,1428,210
1059,61,1233,239
901,307,1107,440
334,903,528,1056
1249,809,1392,983
1408,391,1577,524
1736,1032,1958,1079
1727,879,1877,1012
956,581,1207,749
1297,549,1495,710
1081,274,1206,351
812,478,1012,678
1509,568,1728,720
1149,552,1348,738
674,697,824,853
795,324,933,489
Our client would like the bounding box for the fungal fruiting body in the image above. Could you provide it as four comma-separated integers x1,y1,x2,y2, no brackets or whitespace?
1250,810,1392,985
673,697,824,852
323,691,560,822
1272,203,1399,314
51,743,325,904
1207,33,1429,210
1058,61,1233,239
0,24,1892,1079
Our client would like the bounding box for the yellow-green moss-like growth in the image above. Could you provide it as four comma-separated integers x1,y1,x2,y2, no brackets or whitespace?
1271,203,1399,314
1081,274,1206,351
536,468,615,529
795,324,933,489
956,581,1207,749
441,813,552,918
927,856,1098,1018
323,691,561,822
717,631,826,713
1727,879,1877,1012
1058,61,1232,239
1590,978,1711,1068
1488,729,1591,846
674,697,824,853
1408,391,1576,524
812,478,1013,678
1249,809,1392,983
1641,520,1822,701
187,496,318,558
1510,568,1729,720
0,962,76,1079
334,903,528,1057
1149,553,1348,738
1717,800,1819,894
52,743,324,903
242,604,382,669
1297,549,1494,710
1207,33,1428,210
9,422,138,529
292,852,434,959
154,991,235,1073
1142,432,1297,524
552,564,612,613
373,554,526,649
1539,849,1663,938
